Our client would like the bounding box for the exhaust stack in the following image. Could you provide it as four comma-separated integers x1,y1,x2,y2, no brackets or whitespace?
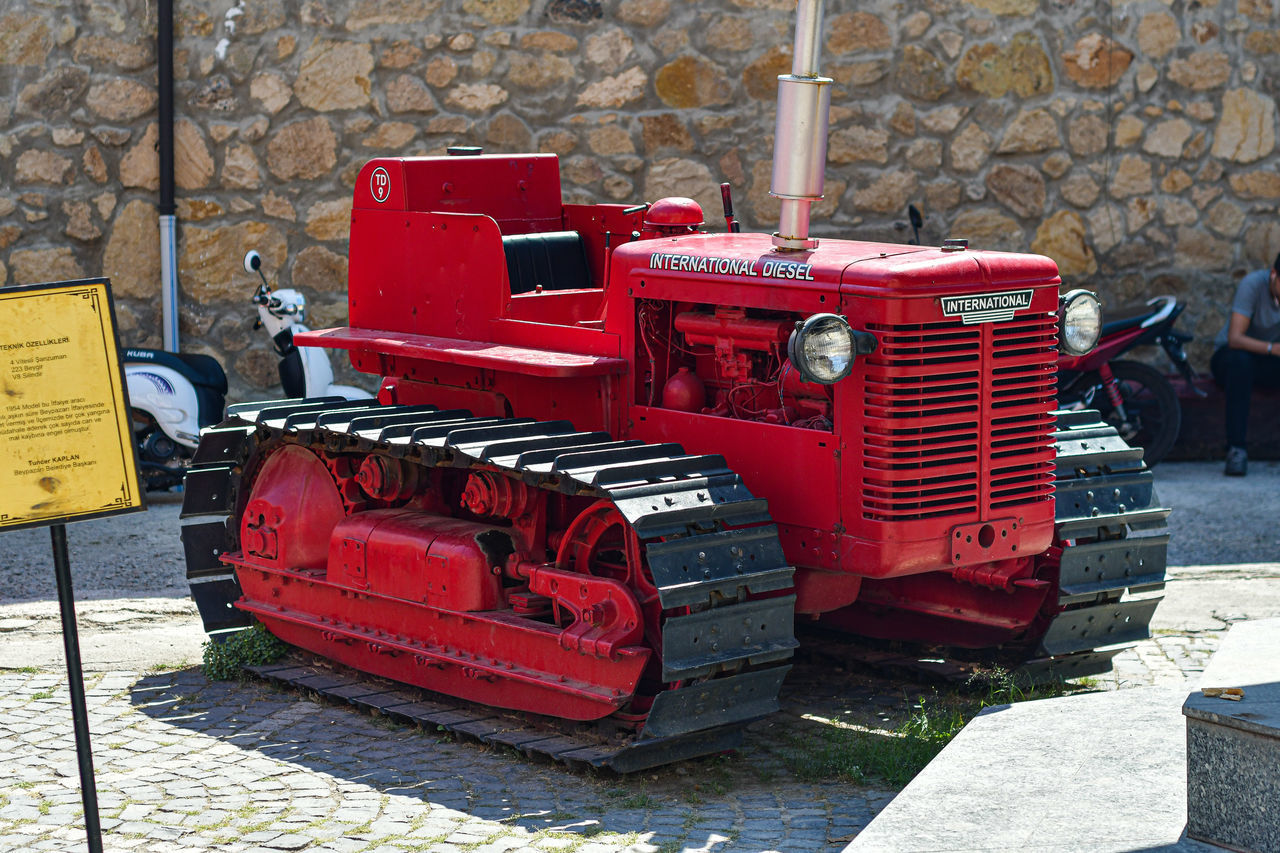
770,0,832,252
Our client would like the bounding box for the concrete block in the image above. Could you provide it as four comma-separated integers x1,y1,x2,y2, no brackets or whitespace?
845,686,1221,852
1183,618,1280,853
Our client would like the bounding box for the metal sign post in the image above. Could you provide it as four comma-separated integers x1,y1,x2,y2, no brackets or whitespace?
0,278,145,853
51,523,103,853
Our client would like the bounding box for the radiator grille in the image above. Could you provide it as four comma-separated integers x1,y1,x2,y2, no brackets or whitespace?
862,314,1056,521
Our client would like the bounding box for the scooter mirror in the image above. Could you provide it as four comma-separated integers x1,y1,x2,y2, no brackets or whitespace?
244,250,262,274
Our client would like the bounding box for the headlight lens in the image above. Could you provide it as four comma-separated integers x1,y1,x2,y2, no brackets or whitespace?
1060,290,1102,356
788,313,856,384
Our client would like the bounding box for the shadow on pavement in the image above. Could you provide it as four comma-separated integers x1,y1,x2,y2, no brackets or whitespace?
125,665,869,848
127,666,657,836
0,491,189,606
124,658,901,851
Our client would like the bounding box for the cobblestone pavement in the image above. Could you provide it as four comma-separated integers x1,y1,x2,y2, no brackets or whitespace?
0,664,897,853
1104,631,1220,692
0,613,1249,853
1100,562,1280,693
2,460,1277,852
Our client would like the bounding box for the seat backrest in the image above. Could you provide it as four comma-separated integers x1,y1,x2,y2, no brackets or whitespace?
502,231,593,295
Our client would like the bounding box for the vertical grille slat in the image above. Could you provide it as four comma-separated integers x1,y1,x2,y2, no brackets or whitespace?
861,313,1057,522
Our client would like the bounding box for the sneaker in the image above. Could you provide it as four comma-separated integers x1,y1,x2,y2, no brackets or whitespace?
1225,446,1248,477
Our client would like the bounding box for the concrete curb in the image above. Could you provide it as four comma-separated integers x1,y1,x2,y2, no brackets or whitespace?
844,685,1222,853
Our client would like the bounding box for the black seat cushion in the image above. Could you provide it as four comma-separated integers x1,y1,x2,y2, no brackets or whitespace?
502,231,593,295
125,348,227,394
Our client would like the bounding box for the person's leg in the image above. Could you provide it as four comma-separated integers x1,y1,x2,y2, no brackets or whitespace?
1211,346,1256,474
1255,351,1280,392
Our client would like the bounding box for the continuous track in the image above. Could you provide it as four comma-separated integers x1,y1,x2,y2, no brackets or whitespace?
178,400,1165,768
1021,408,1170,678
801,409,1170,683
179,397,797,772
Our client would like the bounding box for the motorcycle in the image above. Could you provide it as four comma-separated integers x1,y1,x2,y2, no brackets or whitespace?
244,250,373,401
124,348,227,490
1057,294,1201,466
124,252,372,491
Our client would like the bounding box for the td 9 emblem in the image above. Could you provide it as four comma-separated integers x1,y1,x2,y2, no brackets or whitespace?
370,166,391,204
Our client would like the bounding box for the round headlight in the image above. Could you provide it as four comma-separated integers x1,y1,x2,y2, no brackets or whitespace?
788,313,856,384
1059,289,1102,356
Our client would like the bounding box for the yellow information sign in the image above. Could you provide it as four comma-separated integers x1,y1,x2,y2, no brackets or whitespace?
0,279,144,530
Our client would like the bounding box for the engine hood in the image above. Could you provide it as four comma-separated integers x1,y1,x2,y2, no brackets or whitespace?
613,231,1061,300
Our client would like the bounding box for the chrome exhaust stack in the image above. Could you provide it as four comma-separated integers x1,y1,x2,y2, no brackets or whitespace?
771,0,832,252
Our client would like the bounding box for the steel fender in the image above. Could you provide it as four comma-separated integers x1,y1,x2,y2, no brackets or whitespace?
125,364,201,448
348,210,508,339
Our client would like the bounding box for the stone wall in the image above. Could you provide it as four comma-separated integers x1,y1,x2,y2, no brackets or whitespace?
3,0,1279,401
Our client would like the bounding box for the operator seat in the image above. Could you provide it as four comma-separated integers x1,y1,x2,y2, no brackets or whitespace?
502,231,593,295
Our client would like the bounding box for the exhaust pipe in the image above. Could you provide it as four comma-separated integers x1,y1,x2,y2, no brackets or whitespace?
771,0,832,252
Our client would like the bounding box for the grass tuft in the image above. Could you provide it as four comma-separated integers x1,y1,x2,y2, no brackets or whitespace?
781,666,1084,786
201,623,289,681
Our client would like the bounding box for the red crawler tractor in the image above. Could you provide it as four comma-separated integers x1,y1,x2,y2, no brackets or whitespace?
180,1,1167,771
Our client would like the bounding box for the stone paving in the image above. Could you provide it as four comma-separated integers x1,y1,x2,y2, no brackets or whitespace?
3,460,1274,853
0,664,896,853
0,622,1229,853
1102,631,1221,692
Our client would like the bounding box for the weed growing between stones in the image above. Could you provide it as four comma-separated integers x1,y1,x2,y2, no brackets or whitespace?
618,793,658,810
779,666,1088,787
201,623,288,681
780,704,958,787
146,659,190,674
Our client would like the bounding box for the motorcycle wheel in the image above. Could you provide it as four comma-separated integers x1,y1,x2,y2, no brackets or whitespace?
1086,359,1182,466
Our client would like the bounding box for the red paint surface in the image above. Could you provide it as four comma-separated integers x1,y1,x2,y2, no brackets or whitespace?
296,151,1067,645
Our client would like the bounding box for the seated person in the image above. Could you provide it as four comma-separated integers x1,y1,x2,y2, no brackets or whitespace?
1210,252,1280,476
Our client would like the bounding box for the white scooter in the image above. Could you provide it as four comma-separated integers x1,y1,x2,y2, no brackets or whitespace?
123,252,371,491
124,347,228,490
244,250,373,401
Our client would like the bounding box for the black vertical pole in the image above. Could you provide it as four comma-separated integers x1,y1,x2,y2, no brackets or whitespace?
51,523,104,853
157,0,174,219
157,0,180,351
